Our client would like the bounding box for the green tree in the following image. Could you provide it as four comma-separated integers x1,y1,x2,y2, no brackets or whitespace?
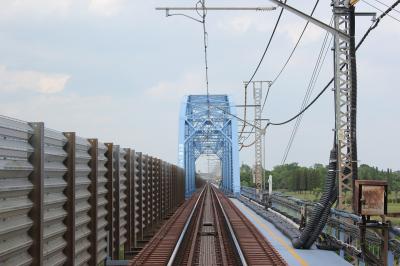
240,164,253,187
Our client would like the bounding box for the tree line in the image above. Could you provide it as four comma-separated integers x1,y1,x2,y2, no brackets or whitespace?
240,163,400,195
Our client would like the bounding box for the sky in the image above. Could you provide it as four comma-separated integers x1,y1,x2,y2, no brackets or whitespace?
0,0,399,171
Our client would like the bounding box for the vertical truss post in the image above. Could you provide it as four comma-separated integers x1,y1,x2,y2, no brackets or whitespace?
253,81,262,199
63,132,76,266
88,139,98,266
135,152,143,245
104,143,114,258
131,149,137,249
333,0,357,210
124,148,132,253
28,122,44,266
112,145,121,259
250,81,269,200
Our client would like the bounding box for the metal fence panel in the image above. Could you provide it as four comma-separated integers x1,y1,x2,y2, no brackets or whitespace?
0,116,34,266
42,129,68,266
97,142,109,262
74,136,91,265
0,115,186,265
118,148,128,246
134,152,143,245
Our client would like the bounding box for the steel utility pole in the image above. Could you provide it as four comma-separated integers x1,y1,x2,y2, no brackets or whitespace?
244,81,270,200
266,0,358,211
333,0,358,211
253,81,263,199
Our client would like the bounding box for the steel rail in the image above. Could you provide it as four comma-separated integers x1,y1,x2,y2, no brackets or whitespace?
187,188,207,264
211,188,229,265
167,186,207,266
211,186,248,266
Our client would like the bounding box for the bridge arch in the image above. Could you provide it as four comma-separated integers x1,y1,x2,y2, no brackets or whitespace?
178,95,240,197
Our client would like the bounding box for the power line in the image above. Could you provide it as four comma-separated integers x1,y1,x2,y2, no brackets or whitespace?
270,0,320,88
267,0,400,128
362,0,400,23
239,0,287,143
280,17,333,164
240,0,320,148
239,1,286,141
358,0,400,49
261,0,321,111
238,84,248,141
196,0,210,97
245,0,287,86
281,28,333,164
268,78,332,126
371,0,400,14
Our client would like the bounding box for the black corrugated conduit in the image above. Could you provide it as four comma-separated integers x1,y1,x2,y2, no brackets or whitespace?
292,147,338,249
349,6,359,212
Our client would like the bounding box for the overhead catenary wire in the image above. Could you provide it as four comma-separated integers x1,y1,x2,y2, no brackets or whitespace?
371,0,400,14
268,0,400,127
240,0,320,148
245,0,287,86
196,0,210,97
270,0,321,88
362,0,400,23
163,1,212,113
281,26,333,164
238,84,249,142
239,0,287,141
237,2,400,151
357,0,400,48
262,0,320,112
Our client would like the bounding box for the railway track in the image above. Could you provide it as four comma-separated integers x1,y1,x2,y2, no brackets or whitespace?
130,183,287,266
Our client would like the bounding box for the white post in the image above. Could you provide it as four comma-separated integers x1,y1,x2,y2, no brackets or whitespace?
268,175,272,195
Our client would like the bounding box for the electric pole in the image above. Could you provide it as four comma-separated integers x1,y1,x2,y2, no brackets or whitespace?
332,0,358,211
244,81,270,200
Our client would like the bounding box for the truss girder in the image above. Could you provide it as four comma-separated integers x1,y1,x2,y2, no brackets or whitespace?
178,95,240,197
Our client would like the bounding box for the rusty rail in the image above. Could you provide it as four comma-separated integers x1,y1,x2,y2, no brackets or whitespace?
134,183,287,265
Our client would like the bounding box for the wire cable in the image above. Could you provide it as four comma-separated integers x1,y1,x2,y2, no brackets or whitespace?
357,0,400,49
245,0,287,86
362,0,400,23
238,84,248,141
280,16,333,164
240,0,320,148
267,0,400,128
270,0,320,88
281,30,333,164
371,0,400,15
200,1,210,96
262,0,320,113
239,0,287,141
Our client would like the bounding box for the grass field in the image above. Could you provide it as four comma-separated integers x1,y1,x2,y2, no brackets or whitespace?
280,190,400,226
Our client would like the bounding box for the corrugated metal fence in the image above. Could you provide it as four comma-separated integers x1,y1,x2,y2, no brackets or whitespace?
0,115,185,266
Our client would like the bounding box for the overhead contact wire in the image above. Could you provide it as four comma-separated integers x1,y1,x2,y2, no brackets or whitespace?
267,0,400,127
241,0,320,148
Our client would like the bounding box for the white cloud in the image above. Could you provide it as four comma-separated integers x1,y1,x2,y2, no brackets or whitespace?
226,16,253,34
0,92,180,164
0,65,70,94
89,0,127,17
217,15,272,34
279,22,324,45
147,72,204,100
0,0,72,19
0,0,131,20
